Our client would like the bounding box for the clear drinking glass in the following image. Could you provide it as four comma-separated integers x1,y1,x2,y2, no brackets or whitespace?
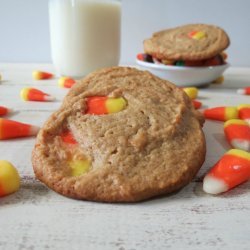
49,0,121,78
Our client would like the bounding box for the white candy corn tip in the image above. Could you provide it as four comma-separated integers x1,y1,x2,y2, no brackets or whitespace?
244,119,250,125
29,126,40,136
231,139,250,151
237,89,245,95
44,95,55,101
203,174,228,194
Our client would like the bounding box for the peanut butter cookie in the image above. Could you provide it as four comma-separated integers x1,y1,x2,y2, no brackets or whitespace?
32,67,206,202
144,23,230,63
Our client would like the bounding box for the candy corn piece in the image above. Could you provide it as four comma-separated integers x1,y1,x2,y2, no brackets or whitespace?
192,100,202,109
0,118,39,140
183,87,198,99
237,87,250,95
69,159,91,177
224,119,250,151
188,31,206,40
203,149,250,194
203,106,238,121
238,104,250,124
86,96,127,115
0,160,20,197
20,88,55,102
32,70,53,80
0,106,12,116
58,77,76,88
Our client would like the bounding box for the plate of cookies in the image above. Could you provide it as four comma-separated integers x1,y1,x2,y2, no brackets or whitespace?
136,23,230,87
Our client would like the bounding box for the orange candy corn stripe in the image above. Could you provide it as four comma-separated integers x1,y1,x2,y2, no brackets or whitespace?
203,149,250,194
86,96,108,115
58,77,76,88
224,119,250,151
0,160,20,197
0,106,11,116
32,71,53,80
238,104,250,124
0,118,39,140
86,96,127,115
203,106,238,121
61,130,77,144
237,87,250,95
20,88,55,102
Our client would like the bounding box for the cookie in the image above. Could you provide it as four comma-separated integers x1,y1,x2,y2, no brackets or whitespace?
143,23,230,62
32,67,206,202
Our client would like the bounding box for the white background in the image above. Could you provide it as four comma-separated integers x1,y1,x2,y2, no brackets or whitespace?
0,0,249,66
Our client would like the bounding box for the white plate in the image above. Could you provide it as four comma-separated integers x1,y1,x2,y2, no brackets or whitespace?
136,59,230,87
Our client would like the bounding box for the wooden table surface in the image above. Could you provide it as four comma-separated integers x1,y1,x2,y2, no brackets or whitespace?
0,63,250,250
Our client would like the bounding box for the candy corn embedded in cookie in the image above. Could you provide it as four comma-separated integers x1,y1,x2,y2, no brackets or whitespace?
238,104,250,124
0,160,20,197
203,107,238,121
224,119,250,151
86,96,127,115
20,88,55,102
203,149,250,194
32,71,53,80
0,106,12,116
188,31,206,40
0,118,39,140
237,87,250,95
58,77,76,88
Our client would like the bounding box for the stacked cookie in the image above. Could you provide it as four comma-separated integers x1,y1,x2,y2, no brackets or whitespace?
141,24,230,67
32,67,206,202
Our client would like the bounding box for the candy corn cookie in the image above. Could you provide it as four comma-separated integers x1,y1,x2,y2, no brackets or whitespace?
141,24,230,67
32,67,206,202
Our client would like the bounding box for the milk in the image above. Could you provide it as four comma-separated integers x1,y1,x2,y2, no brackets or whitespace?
49,0,121,78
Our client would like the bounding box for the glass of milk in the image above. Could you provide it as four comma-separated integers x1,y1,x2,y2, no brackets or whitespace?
49,0,121,78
